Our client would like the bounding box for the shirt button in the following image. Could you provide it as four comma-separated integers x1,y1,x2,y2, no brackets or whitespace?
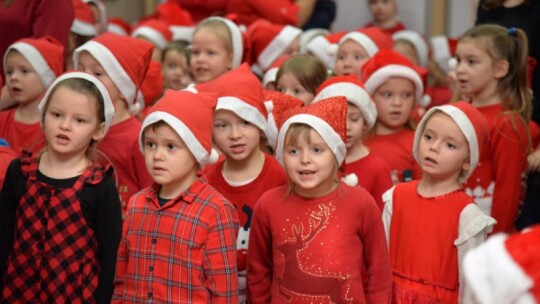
40,218,47,225
45,192,51,199
151,238,157,244
34,275,40,283
149,266,154,272
157,211,162,216
148,292,153,298
37,243,44,250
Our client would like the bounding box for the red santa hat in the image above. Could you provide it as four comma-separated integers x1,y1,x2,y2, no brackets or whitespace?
392,29,429,67
300,28,330,54
140,89,219,167
4,36,64,88
430,35,458,73
71,0,97,37
276,96,347,166
136,60,164,111
247,19,302,72
306,31,346,69
107,17,131,36
153,1,195,42
362,49,427,105
199,16,248,69
38,71,115,133
73,32,153,115
263,89,304,150
82,0,108,34
262,55,291,88
132,19,173,50
413,101,489,183
313,75,377,128
328,27,393,58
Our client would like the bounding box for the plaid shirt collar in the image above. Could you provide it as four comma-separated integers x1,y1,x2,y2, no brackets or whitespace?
145,176,209,206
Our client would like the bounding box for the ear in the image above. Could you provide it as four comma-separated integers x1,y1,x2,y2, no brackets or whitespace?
462,160,471,172
494,60,509,79
92,122,106,142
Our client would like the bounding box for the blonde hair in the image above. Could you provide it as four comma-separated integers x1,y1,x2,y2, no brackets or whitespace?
193,18,233,57
276,55,328,95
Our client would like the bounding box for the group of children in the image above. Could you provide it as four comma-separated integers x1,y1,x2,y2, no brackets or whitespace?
0,0,538,303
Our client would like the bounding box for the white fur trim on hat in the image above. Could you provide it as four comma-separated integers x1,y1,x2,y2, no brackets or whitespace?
6,42,56,88
262,67,279,87
339,32,379,57
393,30,428,67
108,23,128,36
206,17,243,69
132,26,168,49
140,111,211,167
306,35,335,69
276,114,346,166
364,64,424,104
216,96,268,137
71,19,97,37
300,28,330,54
264,100,278,150
258,25,301,71
431,35,451,72
170,26,195,42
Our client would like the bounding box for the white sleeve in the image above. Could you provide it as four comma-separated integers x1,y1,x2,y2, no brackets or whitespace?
381,186,396,248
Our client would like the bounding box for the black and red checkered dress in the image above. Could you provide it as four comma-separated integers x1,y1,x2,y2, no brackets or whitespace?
1,153,109,303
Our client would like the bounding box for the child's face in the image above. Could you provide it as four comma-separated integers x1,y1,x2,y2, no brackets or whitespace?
276,72,314,105
42,86,104,157
143,123,198,198
346,103,367,148
162,50,192,91
77,51,123,103
368,0,397,24
4,52,45,105
372,77,415,134
455,40,501,98
213,109,261,163
417,112,470,181
190,28,232,83
334,39,369,79
283,128,338,198
393,41,420,66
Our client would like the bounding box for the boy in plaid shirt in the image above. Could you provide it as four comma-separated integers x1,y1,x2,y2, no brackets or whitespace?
112,90,240,303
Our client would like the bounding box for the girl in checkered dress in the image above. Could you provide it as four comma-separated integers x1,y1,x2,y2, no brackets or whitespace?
0,72,122,303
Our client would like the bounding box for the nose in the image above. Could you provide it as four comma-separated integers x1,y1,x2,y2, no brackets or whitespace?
429,140,440,153
59,117,71,130
390,95,402,106
300,150,311,164
229,124,242,139
153,145,165,160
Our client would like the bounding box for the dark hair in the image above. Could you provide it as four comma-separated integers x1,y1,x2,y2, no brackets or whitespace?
162,41,190,65
276,55,328,95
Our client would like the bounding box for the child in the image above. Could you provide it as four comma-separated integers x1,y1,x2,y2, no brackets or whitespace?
131,19,173,62
112,89,239,303
262,55,290,90
364,0,406,35
66,0,97,70
197,64,288,303
313,75,392,209
190,16,247,84
74,32,154,215
0,36,64,154
0,71,122,303
392,29,429,68
162,41,192,90
456,24,531,233
362,49,426,184
247,96,392,303
263,89,304,153
275,54,327,105
382,101,496,303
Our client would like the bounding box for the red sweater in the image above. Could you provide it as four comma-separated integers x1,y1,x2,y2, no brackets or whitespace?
345,151,393,210
247,183,392,304
171,0,232,22
0,109,45,154
363,21,407,35
231,0,299,26
463,104,529,233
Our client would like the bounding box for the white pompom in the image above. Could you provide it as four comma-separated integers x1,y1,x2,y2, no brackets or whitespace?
129,101,143,115
419,94,431,108
207,148,220,164
448,57,458,71
341,173,358,187
326,43,338,56
264,100,274,113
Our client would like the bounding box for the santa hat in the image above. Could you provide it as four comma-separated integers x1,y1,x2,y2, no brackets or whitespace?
152,1,195,42
107,17,131,36
140,90,219,167
263,89,304,150
276,96,347,166
71,0,97,37
73,32,153,115
430,35,458,73
195,63,268,136
328,27,393,58
38,71,115,133
313,75,377,128
300,28,330,54
132,19,173,50
306,31,346,69
4,36,64,88
262,55,291,88
82,0,107,35
413,101,489,183
136,60,164,111
362,49,427,105
199,16,247,69
392,29,429,67
247,19,302,72
464,226,540,304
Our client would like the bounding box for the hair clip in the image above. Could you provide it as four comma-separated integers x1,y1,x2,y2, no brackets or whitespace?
508,27,517,37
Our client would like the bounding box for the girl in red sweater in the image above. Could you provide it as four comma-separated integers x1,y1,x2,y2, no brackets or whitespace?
455,24,532,233
247,96,392,303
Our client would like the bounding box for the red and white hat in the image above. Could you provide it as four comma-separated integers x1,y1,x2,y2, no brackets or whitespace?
136,60,164,111
430,35,458,73
393,29,429,67
300,28,330,54
132,19,173,50
107,17,131,36
82,0,108,34
71,0,97,37
263,89,304,150
464,225,540,304
362,49,427,105
313,75,377,128
276,96,348,166
413,101,489,183
140,89,219,167
329,27,394,58
247,19,302,72
38,71,115,133
4,36,64,88
306,31,346,69
73,32,154,115
153,1,195,42
195,63,268,136
262,55,291,88
198,16,247,69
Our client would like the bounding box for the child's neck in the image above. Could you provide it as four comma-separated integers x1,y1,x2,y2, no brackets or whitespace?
374,123,402,136
39,150,90,179
346,142,369,163
375,17,398,29
159,171,198,199
417,174,462,198
14,99,41,124
222,149,265,183
471,83,501,108
111,99,132,125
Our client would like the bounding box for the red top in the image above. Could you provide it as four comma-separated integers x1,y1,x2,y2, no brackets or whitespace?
345,151,393,210
363,21,407,35
0,108,45,154
231,0,299,26
247,183,392,304
463,104,529,233
171,0,232,22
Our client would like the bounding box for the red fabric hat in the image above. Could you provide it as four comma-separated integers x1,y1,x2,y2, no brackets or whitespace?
393,29,429,67
82,0,107,34
313,75,377,128
329,27,393,58
247,19,302,71
276,96,347,166
4,36,64,87
195,63,268,136
140,89,219,167
362,49,427,105
306,31,347,69
413,101,489,183
199,16,250,68
107,17,131,36
137,60,164,111
262,54,291,87
71,0,97,37
132,19,173,50
300,28,330,54
73,32,153,115
263,89,304,150
430,35,458,73
152,1,195,42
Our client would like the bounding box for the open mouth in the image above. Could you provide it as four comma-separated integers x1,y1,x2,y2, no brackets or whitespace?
299,170,315,176
424,157,438,165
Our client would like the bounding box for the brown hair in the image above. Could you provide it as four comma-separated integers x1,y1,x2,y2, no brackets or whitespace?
276,55,328,95
162,41,190,65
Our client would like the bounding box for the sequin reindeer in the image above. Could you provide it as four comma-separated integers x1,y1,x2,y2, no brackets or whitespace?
277,204,353,303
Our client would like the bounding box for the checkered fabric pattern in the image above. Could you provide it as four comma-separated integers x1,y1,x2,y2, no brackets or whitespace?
1,153,109,303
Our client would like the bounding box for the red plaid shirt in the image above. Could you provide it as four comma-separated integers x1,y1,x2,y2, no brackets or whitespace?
112,177,239,303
